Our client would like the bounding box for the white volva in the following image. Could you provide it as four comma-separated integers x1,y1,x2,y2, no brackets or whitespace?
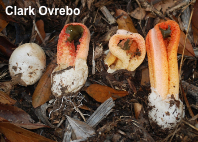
51,58,88,97
9,43,46,85
148,88,184,129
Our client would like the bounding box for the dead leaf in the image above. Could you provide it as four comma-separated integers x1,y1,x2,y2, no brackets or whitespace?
0,122,55,142
0,18,8,32
87,0,94,10
32,58,57,108
81,0,86,7
79,105,91,111
0,116,7,121
0,81,13,95
0,0,5,8
0,91,16,105
67,116,95,140
115,9,137,33
99,26,117,43
36,20,46,44
0,11,16,22
14,122,49,130
146,0,162,4
94,44,103,59
0,103,47,129
130,7,146,20
86,84,129,103
178,30,195,57
192,25,198,44
141,68,150,86
0,0,8,32
154,0,176,14
192,0,198,44
192,0,198,30
0,36,16,58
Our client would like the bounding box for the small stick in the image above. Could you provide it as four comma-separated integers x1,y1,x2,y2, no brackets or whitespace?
92,42,95,75
179,8,194,81
71,101,86,122
126,78,137,94
138,0,166,20
180,83,194,118
33,20,46,46
182,120,198,131
100,6,116,24
162,127,181,142
166,1,189,19
106,76,114,89
93,8,99,23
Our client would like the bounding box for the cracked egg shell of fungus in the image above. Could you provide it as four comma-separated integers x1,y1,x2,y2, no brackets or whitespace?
9,43,46,86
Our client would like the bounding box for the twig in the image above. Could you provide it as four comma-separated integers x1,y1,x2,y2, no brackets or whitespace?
189,114,198,121
100,6,116,24
65,15,70,25
106,76,114,89
166,1,189,20
169,126,181,142
182,120,198,131
180,83,194,118
181,80,198,104
33,20,46,46
91,79,107,86
135,0,146,36
57,118,64,128
0,69,8,80
179,8,194,81
138,0,166,20
131,119,155,142
71,101,86,122
93,8,99,23
126,78,137,94
92,42,95,75
162,122,182,142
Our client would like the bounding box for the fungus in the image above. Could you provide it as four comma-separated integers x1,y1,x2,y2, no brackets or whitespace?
51,23,90,97
9,43,46,86
146,20,184,129
104,29,146,73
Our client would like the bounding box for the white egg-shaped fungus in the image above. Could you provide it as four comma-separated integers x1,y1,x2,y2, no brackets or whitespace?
9,43,46,86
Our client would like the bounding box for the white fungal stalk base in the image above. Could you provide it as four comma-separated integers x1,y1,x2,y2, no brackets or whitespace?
51,58,88,97
148,88,184,129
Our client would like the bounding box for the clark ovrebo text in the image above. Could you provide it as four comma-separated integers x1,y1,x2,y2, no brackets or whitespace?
5,6,80,15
